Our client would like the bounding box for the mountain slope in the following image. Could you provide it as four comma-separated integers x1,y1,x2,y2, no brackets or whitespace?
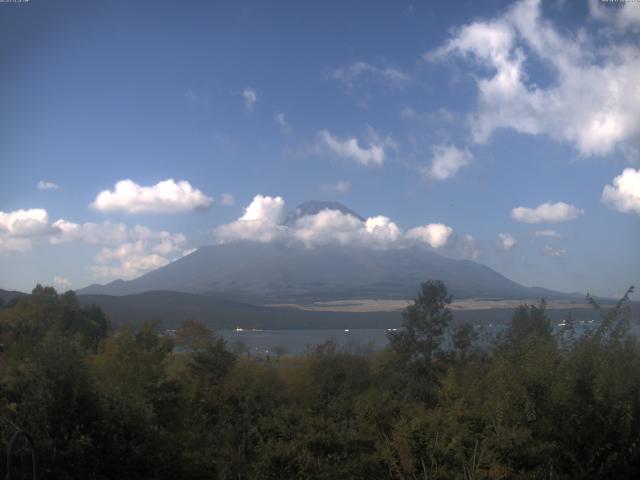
77,201,578,302
77,242,573,302
0,288,28,303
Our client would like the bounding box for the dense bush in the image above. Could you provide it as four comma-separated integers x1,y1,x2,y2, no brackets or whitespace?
0,282,639,479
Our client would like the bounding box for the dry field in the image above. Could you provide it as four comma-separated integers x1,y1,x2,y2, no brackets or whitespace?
268,298,592,313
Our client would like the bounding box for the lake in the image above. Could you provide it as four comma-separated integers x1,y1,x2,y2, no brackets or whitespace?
219,328,394,356
219,316,621,357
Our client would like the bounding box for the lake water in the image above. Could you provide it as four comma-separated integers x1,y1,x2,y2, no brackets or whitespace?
218,323,511,356
219,317,623,357
219,328,393,356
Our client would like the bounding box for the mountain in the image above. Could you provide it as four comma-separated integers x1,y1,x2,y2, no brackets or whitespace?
77,202,579,302
0,288,28,304
77,239,575,303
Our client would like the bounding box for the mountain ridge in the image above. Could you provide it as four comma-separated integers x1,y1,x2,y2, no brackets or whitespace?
76,243,578,302
76,201,581,303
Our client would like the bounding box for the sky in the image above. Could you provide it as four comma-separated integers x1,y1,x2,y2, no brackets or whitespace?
1,0,639,299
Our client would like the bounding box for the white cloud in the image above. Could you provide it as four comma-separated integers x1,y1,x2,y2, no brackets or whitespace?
85,225,187,280
53,276,73,291
497,232,517,250
318,129,396,167
214,195,287,244
458,234,480,260
543,245,567,258
589,0,640,30
293,209,364,247
0,237,32,254
220,193,236,206
321,180,351,194
0,209,52,237
406,223,454,249
534,229,561,238
0,205,188,279
293,211,440,250
275,112,291,134
364,216,403,247
214,196,460,252
92,244,172,280
0,208,61,254
49,219,187,280
0,208,70,254
0,207,188,282
511,201,583,224
330,61,410,89
50,220,129,245
50,220,187,279
91,179,213,214
602,168,640,215
241,195,285,223
421,144,473,180
243,87,257,110
429,0,640,157
37,181,60,191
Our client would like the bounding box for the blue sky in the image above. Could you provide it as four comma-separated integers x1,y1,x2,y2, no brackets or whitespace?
1,0,639,298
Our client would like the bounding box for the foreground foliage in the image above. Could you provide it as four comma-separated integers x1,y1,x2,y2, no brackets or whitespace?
0,282,639,479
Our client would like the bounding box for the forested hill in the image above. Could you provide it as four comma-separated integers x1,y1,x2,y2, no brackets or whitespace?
0,288,27,304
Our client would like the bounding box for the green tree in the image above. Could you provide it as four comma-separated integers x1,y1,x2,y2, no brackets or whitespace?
388,280,453,402
451,322,479,362
504,300,552,346
0,285,109,351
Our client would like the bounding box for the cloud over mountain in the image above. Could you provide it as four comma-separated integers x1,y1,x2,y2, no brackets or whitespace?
406,223,453,249
214,195,287,244
52,221,188,279
213,195,463,254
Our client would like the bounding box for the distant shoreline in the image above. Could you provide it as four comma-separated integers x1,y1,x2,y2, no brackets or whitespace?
267,298,594,313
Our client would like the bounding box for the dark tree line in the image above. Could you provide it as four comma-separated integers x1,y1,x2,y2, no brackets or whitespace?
0,281,639,479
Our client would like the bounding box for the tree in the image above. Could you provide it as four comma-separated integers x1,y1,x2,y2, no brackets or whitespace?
504,300,552,347
175,318,216,351
0,285,110,352
189,339,236,386
451,322,478,362
388,280,453,402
